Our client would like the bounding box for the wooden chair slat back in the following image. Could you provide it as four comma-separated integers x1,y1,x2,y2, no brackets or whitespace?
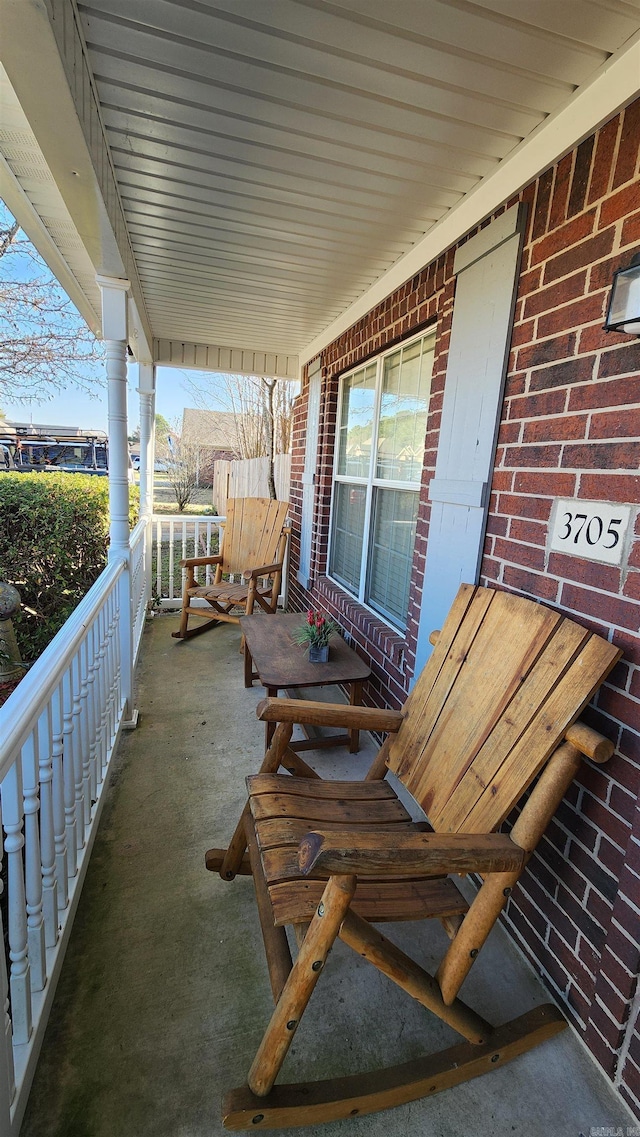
221,498,289,576
387,585,620,835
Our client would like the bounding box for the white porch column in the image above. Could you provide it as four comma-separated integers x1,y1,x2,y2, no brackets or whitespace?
97,276,131,556
137,362,156,605
137,362,155,520
96,275,135,721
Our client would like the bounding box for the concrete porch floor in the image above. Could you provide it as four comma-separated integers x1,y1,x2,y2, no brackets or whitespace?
21,615,635,1137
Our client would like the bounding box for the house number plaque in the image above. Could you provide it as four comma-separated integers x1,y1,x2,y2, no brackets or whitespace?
548,498,633,566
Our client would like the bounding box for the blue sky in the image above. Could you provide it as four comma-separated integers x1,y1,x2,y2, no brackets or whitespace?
1,365,228,433
1,200,229,431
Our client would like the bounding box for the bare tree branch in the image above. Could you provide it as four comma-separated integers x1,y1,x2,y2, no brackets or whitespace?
0,220,19,258
184,371,297,497
0,205,104,403
155,419,200,510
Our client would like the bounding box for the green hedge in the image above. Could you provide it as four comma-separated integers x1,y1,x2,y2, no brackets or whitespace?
0,473,139,661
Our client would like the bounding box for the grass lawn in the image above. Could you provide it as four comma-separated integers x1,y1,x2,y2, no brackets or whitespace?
149,480,221,599
148,474,218,515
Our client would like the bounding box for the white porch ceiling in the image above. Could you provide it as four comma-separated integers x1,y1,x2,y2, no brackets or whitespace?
2,0,640,368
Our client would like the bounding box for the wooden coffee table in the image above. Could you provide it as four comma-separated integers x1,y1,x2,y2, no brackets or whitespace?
240,612,371,756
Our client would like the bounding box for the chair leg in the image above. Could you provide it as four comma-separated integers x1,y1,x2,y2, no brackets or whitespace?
246,579,257,616
243,637,253,686
437,741,584,1005
177,599,190,638
364,735,393,781
339,910,491,1044
245,812,293,1003
205,722,294,880
175,569,195,638
248,874,357,1098
292,923,309,950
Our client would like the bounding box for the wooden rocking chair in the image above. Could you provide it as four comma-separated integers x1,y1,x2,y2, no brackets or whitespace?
172,498,290,640
210,584,621,1130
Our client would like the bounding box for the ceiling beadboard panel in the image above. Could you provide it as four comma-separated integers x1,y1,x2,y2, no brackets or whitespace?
29,1,640,356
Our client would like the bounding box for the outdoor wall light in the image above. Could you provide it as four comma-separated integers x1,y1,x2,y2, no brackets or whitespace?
604,251,640,335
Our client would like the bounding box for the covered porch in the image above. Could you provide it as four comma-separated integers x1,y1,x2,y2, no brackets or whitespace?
16,614,635,1137
1,0,639,1131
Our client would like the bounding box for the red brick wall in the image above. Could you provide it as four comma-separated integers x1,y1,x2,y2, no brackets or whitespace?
287,100,640,1107
486,102,640,1114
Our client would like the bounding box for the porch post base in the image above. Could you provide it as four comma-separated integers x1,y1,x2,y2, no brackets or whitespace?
122,709,140,731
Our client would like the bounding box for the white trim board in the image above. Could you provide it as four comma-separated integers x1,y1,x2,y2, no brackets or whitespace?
153,339,299,380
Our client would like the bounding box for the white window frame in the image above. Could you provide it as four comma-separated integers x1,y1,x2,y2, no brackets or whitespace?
327,328,436,632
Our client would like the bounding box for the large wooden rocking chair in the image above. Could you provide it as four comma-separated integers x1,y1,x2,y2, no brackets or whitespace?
211,584,621,1130
172,498,290,640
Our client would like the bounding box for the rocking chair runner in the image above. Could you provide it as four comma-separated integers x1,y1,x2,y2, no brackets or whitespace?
172,497,290,640
210,584,621,1130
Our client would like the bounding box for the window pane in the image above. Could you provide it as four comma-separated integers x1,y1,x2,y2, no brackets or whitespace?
376,337,434,483
366,488,418,627
329,482,366,591
336,363,377,478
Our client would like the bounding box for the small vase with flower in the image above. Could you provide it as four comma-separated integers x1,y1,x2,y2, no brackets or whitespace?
291,609,339,663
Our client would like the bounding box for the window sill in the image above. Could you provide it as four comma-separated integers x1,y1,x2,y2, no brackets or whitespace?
316,576,406,668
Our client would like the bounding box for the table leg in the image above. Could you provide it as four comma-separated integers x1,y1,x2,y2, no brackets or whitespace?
265,687,278,750
244,640,254,689
349,680,363,753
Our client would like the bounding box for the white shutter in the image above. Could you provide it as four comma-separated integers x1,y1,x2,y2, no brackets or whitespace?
298,359,322,587
414,203,526,676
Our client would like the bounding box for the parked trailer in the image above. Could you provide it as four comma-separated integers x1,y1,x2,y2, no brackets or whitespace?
0,421,129,477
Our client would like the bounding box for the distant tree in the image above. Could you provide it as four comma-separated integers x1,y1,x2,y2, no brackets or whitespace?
0,204,104,403
185,372,297,498
154,412,172,450
154,417,199,510
164,434,200,511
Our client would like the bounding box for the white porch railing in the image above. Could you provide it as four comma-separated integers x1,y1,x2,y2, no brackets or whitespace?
0,518,149,1135
152,513,225,607
131,517,149,658
0,507,287,1132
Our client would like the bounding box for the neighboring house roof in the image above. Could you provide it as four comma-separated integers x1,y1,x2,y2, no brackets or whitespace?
181,409,241,453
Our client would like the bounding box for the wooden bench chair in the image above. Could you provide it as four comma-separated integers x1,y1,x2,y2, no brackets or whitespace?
172,497,290,640
210,584,621,1130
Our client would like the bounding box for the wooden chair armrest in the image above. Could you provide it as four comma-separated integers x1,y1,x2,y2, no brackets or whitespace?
564,720,614,764
179,554,223,568
428,629,441,646
242,562,282,580
256,697,403,734
297,828,525,877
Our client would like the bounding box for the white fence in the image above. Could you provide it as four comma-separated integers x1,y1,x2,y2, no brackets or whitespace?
213,454,291,507
152,514,225,608
0,519,150,1135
